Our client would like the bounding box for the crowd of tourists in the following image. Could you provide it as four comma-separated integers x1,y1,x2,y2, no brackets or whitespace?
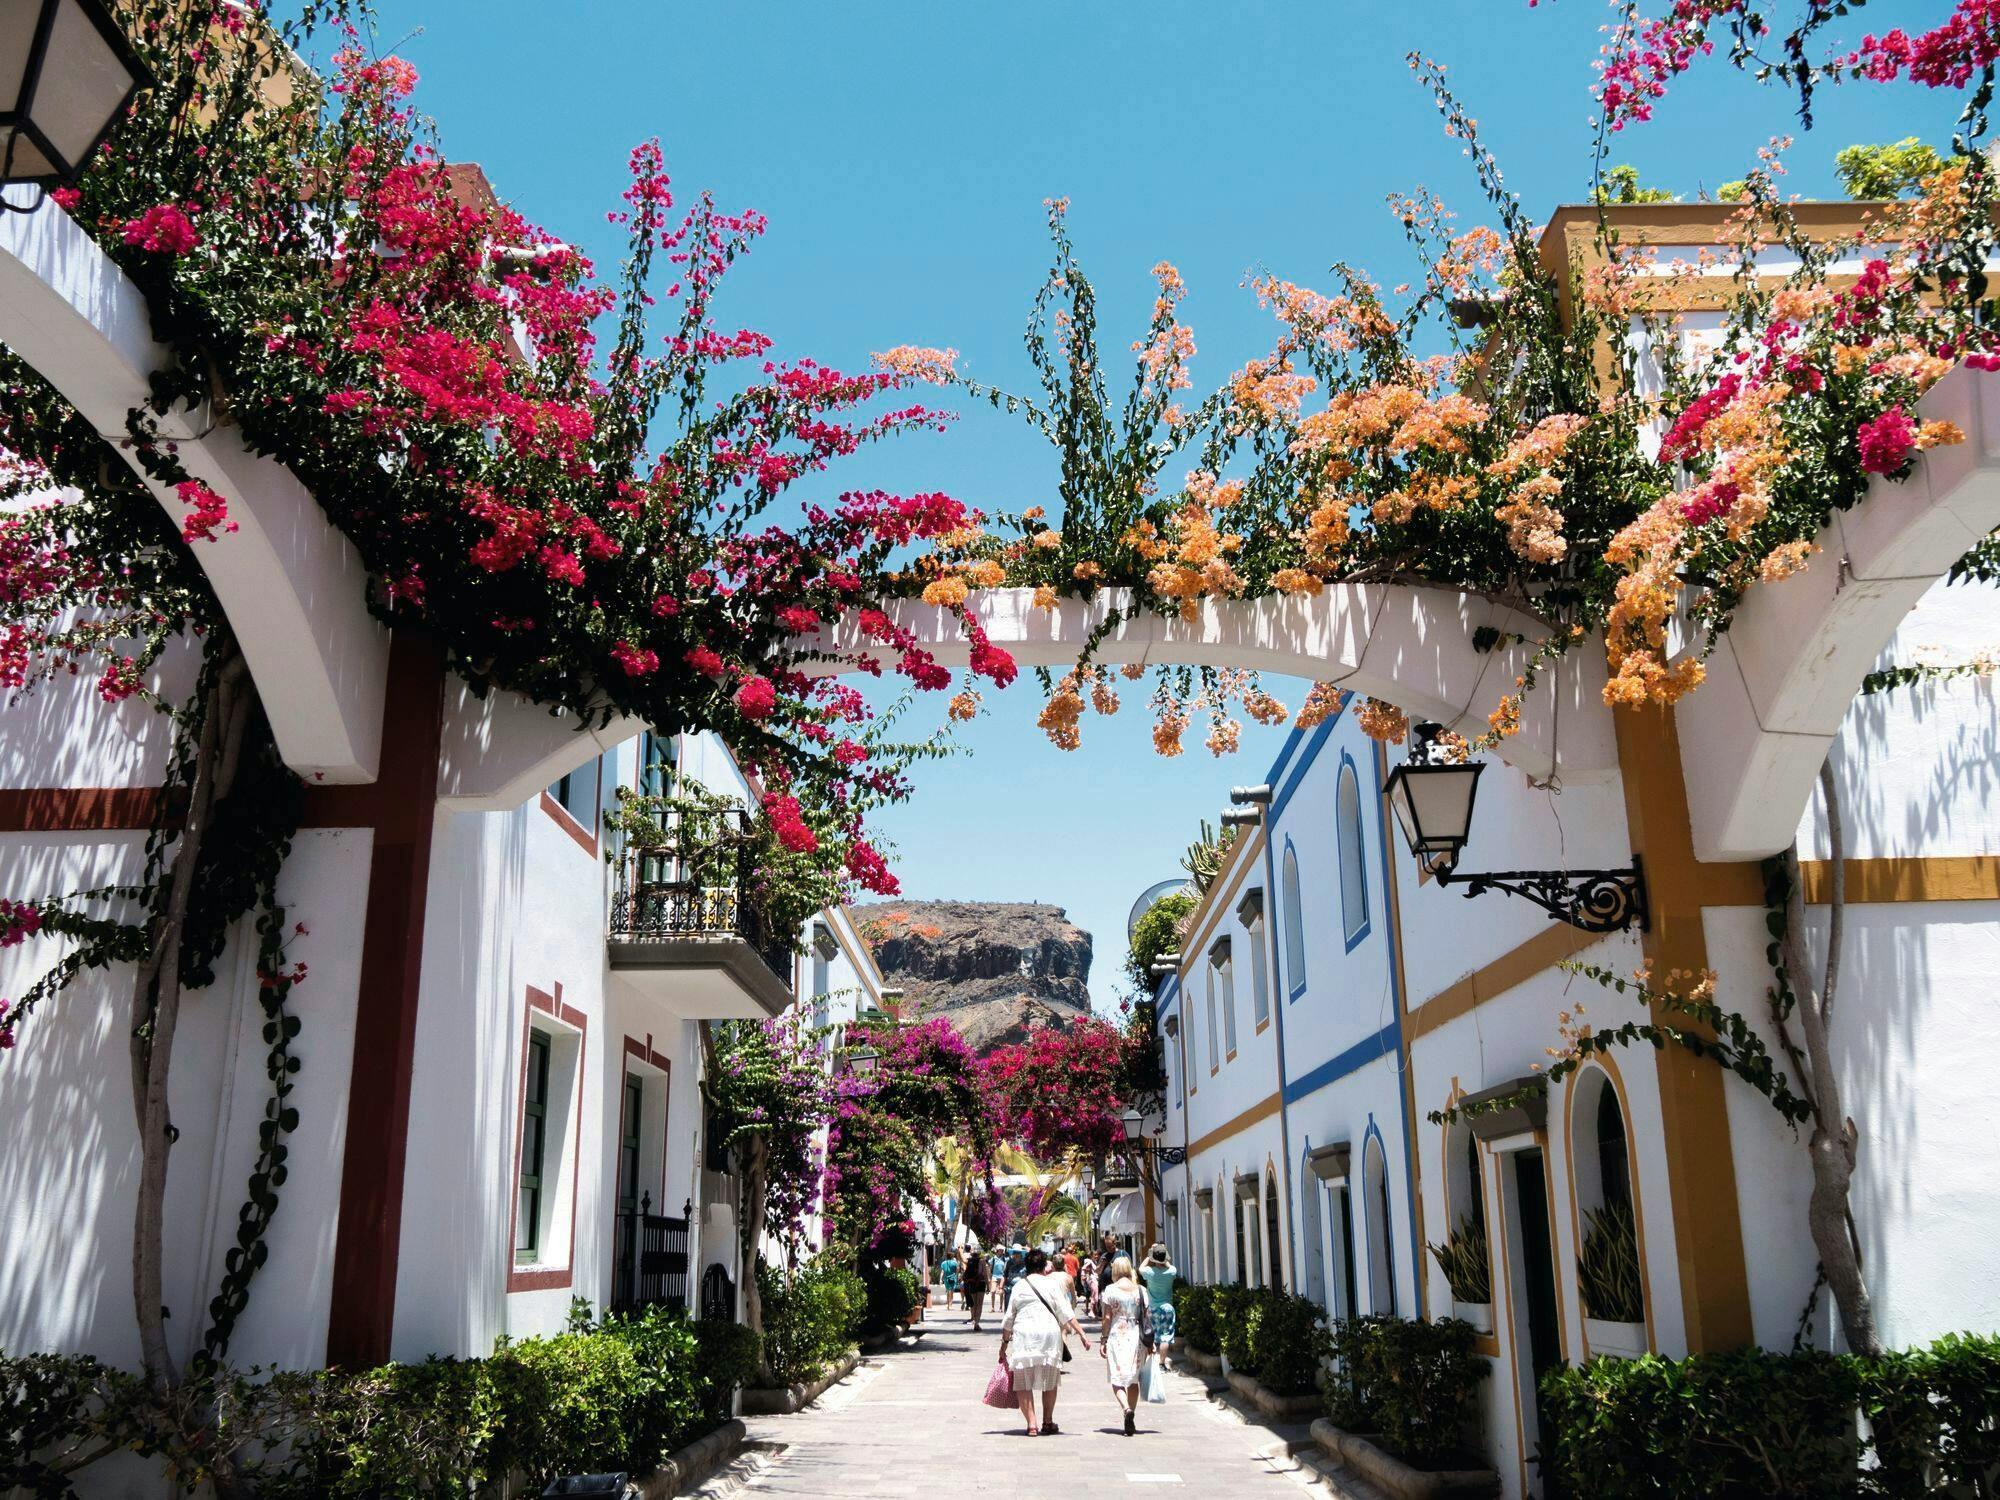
940,1234,1180,1438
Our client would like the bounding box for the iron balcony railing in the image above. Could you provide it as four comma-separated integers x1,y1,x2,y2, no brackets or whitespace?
607,810,794,987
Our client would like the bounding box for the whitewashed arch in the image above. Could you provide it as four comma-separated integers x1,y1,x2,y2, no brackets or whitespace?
0,193,389,783
437,584,1621,810
1677,364,2000,860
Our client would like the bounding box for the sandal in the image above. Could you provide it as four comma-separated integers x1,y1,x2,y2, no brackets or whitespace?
1042,1423,1060,1435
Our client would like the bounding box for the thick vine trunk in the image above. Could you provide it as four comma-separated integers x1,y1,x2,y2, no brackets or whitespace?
741,1133,769,1347
1778,761,1881,1358
129,652,251,1392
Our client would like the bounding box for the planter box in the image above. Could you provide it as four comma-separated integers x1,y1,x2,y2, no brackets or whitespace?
1225,1368,1322,1421
1584,1316,1648,1359
1180,1344,1223,1376
1451,1300,1493,1335
633,1417,747,1499
1311,1418,1500,1500
739,1348,860,1415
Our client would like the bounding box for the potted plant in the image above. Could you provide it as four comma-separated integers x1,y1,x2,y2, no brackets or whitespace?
1578,1198,1646,1357
1427,1215,1492,1334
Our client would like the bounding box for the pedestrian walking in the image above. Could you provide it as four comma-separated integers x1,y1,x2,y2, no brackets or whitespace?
989,1249,1008,1314
940,1252,960,1310
997,1248,1089,1436
1079,1253,1099,1310
1098,1256,1147,1435
1139,1242,1179,1370
1002,1246,1026,1307
1061,1242,1080,1283
962,1247,990,1331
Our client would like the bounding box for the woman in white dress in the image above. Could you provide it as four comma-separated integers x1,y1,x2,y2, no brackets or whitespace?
1098,1256,1147,1435
998,1247,1090,1435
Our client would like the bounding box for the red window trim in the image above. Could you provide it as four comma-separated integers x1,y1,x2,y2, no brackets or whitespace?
539,757,602,858
507,982,588,1295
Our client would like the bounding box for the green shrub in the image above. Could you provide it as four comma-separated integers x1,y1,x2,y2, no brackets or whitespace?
692,1317,762,1425
1543,1335,2000,1498
760,1258,865,1386
1322,1317,1487,1468
0,1353,128,1498
1539,1348,1864,1497
1213,1284,1260,1369
252,1357,505,1499
1245,1292,1327,1396
1174,1283,1220,1354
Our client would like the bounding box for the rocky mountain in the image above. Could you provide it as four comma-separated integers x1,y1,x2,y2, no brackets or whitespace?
848,900,1095,1053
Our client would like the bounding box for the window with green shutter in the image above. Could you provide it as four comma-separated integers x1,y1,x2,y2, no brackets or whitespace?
517,1030,551,1263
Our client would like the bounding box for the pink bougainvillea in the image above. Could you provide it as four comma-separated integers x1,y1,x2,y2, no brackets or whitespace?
120,203,200,255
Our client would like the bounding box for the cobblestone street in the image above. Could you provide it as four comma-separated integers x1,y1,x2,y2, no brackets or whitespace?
700,1305,1318,1497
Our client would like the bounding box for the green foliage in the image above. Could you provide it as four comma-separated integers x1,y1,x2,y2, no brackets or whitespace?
1836,138,1947,201
1174,1282,1220,1355
1321,1317,1488,1468
1541,1334,2000,1497
1594,164,1677,204
1539,1348,1863,1497
1,1303,754,1497
1427,1214,1492,1305
1244,1292,1328,1396
1125,890,1195,988
1578,1199,1643,1323
1213,1284,1260,1369
758,1258,866,1386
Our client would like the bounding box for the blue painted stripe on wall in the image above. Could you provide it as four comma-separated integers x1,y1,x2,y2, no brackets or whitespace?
1271,718,1336,823
1281,1020,1398,1104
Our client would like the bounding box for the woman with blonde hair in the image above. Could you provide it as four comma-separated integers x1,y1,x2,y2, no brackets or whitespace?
1097,1255,1148,1435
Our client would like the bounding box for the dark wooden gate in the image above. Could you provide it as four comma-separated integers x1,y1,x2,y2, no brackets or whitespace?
611,1193,690,1315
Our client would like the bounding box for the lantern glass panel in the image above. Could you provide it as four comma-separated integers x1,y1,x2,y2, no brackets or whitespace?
0,0,39,114
1405,765,1480,854
42,0,132,171
0,124,53,180
1387,775,1420,855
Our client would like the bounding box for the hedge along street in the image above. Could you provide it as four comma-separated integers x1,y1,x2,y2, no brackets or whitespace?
713,1303,1313,1496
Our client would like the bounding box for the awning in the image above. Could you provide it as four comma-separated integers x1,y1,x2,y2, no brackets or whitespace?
1099,1192,1148,1234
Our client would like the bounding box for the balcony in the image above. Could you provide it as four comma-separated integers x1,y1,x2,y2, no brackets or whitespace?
607,816,796,1019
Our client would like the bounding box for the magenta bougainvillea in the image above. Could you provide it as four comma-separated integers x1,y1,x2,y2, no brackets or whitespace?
982,1017,1141,1163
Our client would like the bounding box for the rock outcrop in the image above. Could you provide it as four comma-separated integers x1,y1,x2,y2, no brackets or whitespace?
848,900,1094,1052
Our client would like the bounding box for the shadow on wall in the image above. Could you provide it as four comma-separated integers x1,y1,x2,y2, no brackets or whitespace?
0,639,197,793
392,804,534,1363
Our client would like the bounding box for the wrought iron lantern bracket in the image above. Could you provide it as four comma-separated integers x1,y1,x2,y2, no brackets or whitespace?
1430,853,1649,935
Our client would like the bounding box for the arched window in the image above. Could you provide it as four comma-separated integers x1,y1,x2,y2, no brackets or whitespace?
1281,842,1307,998
1337,756,1370,948
1363,1133,1396,1314
1264,1166,1285,1293
1300,1150,1327,1311
1571,1066,1644,1331
1439,1120,1491,1312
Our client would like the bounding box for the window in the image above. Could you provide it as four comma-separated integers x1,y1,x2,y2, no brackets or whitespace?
637,731,675,797
1301,1163,1327,1311
1281,842,1307,997
616,1074,644,1215
1337,756,1370,948
1597,1085,1631,1208
1239,890,1269,1028
1363,1133,1396,1314
1211,940,1237,1057
546,756,601,839
1337,1185,1359,1319
1233,1189,1250,1287
517,1031,551,1263
1205,964,1220,1074
1264,1167,1284,1293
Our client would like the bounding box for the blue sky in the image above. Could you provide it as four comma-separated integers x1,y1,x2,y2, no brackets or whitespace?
368,0,1943,1009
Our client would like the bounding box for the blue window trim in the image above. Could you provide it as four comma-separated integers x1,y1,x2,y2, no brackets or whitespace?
1336,751,1372,953
1281,837,1308,1002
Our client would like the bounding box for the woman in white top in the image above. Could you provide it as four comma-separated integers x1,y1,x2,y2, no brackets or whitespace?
1098,1256,1148,1435
998,1247,1090,1435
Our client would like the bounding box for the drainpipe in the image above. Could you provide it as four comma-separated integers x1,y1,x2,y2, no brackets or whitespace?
1232,785,1298,1293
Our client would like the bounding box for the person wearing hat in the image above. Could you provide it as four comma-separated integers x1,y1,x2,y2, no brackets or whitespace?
1139,1243,1179,1369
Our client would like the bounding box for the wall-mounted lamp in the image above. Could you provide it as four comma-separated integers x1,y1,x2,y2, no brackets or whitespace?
1382,721,1649,935
0,0,150,212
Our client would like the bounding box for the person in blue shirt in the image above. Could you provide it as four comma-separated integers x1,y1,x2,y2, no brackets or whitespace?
1138,1243,1180,1370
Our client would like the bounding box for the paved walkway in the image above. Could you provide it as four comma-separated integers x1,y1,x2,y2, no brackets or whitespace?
702,1303,1319,1497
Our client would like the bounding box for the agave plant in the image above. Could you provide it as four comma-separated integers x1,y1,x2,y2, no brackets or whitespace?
1579,1198,1643,1322
1427,1213,1492,1304
1180,819,1238,895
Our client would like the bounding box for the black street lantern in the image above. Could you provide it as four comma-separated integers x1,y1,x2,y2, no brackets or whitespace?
1386,721,1650,935
1383,724,1485,873
0,0,149,199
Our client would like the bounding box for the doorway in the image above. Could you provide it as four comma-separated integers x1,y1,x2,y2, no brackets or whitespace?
1506,1147,1565,1498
